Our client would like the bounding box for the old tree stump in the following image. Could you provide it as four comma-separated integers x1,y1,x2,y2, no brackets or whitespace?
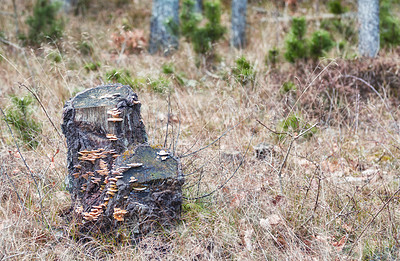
61,84,183,238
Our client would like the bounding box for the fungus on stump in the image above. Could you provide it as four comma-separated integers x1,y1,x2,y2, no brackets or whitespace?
61,84,183,237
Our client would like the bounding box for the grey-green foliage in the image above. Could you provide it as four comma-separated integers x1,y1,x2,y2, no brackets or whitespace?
3,95,42,149
23,0,64,46
380,0,400,47
180,0,226,54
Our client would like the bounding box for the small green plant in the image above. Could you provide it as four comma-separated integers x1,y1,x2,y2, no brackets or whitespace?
180,0,226,55
276,113,317,141
105,69,135,86
285,17,334,63
3,95,42,149
23,0,64,46
284,17,309,63
266,47,280,67
105,69,145,90
281,81,297,94
327,0,348,15
148,77,172,94
162,63,185,85
84,62,101,72
321,18,356,43
47,51,62,63
77,40,94,56
309,30,334,59
380,0,400,47
232,56,255,85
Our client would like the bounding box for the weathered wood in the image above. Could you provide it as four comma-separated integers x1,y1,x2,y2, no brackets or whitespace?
61,84,183,238
148,0,180,55
231,0,248,49
358,0,380,57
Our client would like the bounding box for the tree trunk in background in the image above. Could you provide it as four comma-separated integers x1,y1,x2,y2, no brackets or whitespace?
149,0,180,55
194,0,202,13
358,0,380,57
231,0,248,49
61,84,183,238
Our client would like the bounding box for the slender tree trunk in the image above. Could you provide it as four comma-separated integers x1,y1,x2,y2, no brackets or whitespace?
358,0,380,57
231,0,248,49
194,0,202,13
149,0,180,55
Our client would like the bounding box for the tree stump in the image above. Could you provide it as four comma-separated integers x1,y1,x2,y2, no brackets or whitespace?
61,84,183,238
358,0,380,57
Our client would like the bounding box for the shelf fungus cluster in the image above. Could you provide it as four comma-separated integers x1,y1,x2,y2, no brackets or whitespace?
107,108,123,123
113,208,128,221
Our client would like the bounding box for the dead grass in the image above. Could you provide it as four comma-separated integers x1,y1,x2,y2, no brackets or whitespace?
1,0,400,260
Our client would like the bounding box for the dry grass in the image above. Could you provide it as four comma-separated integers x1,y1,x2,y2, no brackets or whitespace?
1,0,400,260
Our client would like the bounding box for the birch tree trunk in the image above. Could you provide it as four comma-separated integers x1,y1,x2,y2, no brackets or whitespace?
149,0,180,55
358,0,380,57
231,0,248,49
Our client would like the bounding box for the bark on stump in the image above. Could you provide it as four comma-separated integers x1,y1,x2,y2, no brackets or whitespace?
61,84,183,238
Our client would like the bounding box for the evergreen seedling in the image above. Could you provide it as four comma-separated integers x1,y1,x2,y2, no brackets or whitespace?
327,0,348,15
24,0,64,46
309,30,334,59
180,0,226,55
232,56,255,85
266,47,280,67
380,0,400,47
284,17,308,63
3,95,42,149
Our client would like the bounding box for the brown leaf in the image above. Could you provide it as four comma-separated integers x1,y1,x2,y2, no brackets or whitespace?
332,236,347,252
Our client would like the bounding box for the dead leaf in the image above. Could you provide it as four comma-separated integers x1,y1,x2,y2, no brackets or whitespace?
272,195,284,205
332,236,347,252
260,214,282,230
230,192,246,208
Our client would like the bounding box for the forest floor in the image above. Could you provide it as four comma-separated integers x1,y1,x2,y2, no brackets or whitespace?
1,0,400,260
